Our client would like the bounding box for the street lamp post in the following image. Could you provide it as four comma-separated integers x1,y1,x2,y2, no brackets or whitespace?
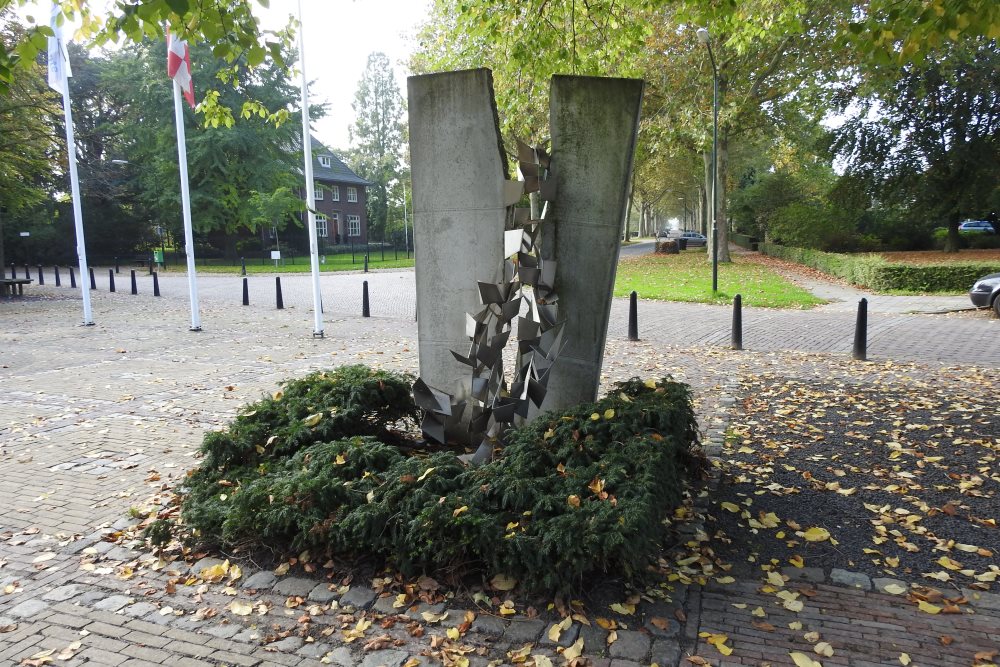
696,27,719,294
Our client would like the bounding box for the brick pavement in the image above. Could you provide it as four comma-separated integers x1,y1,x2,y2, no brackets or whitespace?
1,280,997,666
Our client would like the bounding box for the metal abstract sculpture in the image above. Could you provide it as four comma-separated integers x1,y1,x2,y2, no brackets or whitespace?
415,140,563,462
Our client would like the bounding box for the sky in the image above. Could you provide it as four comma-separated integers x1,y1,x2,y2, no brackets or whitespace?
257,0,434,151
17,0,434,152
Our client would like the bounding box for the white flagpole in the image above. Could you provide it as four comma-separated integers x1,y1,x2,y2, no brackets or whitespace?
50,5,92,326
62,75,93,326
172,79,202,331
298,0,324,338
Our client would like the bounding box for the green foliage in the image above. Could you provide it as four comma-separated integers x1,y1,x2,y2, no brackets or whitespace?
178,370,699,594
760,242,1000,292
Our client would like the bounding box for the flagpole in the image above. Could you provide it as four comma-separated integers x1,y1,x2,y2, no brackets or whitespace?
61,74,93,326
298,0,324,338
172,79,201,331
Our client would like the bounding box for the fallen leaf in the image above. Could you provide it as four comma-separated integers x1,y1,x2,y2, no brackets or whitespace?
899,654,911,666
229,600,253,616
562,638,584,662
532,656,554,667
814,642,834,657
882,584,907,595
917,600,941,614
548,616,572,642
421,610,448,623
801,527,831,542
491,574,517,591
789,651,822,667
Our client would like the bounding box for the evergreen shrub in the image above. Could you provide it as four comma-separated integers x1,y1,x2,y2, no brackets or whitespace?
177,366,699,594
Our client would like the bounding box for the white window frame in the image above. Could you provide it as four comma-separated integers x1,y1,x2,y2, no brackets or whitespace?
314,182,323,200
347,187,358,203
331,185,340,202
318,155,331,168
347,214,361,237
315,214,328,238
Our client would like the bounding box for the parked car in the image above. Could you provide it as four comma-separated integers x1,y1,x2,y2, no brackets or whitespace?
958,220,996,233
676,231,708,247
969,272,1000,316
656,228,676,239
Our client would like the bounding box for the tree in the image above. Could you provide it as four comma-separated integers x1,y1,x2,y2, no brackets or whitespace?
350,52,404,242
1,0,296,127
0,10,58,270
830,39,1000,252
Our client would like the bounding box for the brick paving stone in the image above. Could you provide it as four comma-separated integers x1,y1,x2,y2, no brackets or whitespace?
502,618,544,643
269,636,304,652
123,601,159,617
830,569,871,590
339,585,377,610
579,624,609,654
205,622,242,638
190,557,226,576
9,599,49,618
93,594,133,611
643,616,679,639
308,582,338,603
272,576,315,598
297,641,333,658
320,646,356,667
372,595,400,615
360,648,409,667
42,584,81,602
607,630,650,661
470,614,505,637
963,589,1000,611
650,639,682,666
242,571,278,590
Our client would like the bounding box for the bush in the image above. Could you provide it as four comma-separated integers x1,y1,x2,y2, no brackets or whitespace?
177,369,700,594
760,242,1000,292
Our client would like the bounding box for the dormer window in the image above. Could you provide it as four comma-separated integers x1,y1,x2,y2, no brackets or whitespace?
318,155,332,168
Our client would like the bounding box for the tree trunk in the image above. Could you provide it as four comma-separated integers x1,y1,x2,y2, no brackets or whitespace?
698,184,706,236
943,212,961,253
623,170,635,241
716,134,731,263
702,151,712,239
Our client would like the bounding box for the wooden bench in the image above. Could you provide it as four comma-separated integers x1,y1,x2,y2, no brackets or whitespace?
0,278,32,297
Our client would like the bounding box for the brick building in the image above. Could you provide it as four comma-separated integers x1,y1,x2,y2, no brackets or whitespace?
306,139,372,247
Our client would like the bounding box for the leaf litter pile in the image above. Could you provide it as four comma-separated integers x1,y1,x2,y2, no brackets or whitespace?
709,356,998,588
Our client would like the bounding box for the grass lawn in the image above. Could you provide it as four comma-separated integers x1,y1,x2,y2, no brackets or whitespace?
614,250,825,308
162,254,414,274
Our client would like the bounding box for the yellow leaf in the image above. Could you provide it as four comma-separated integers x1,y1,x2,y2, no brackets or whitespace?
595,617,615,630
767,571,785,587
334,454,347,465
815,641,834,657
918,600,941,614
751,606,766,617
721,502,741,513
302,413,323,427
543,428,555,439
562,638,584,661
229,600,253,616
421,611,448,623
453,506,468,518
228,564,242,581
603,409,615,419
567,495,580,508
499,601,516,616
789,555,805,568
883,584,907,595
609,602,635,615
936,556,962,571
715,576,735,584
417,467,436,482
491,574,517,591
644,379,657,389
548,616,572,642
274,562,290,576
446,627,460,640
801,527,831,542
590,413,601,421
789,621,803,630
789,651,821,667
402,659,422,667
899,653,911,666
533,656,554,667
588,478,605,495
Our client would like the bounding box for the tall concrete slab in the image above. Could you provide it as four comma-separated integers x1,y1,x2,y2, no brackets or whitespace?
541,75,644,409
408,69,508,439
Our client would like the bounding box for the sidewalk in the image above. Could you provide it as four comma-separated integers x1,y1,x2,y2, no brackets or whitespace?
1,284,997,666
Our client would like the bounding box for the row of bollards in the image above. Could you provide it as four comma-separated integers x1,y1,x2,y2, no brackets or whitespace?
17,264,162,297
627,293,869,360
238,276,372,319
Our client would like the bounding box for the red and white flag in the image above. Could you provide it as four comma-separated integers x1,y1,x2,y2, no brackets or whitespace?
167,32,195,108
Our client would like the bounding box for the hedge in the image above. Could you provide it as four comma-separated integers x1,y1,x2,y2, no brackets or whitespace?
759,242,1000,292
170,366,701,594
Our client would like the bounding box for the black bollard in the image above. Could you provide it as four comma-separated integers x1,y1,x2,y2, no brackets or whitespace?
10,264,15,279
114,257,120,274
351,241,355,264
628,290,639,341
153,271,160,297
363,254,369,273
54,266,61,287
24,264,30,279
108,268,116,292
89,267,96,290
69,266,77,289
130,270,137,295
242,277,249,306
240,257,247,276
37,265,44,285
275,276,284,309
731,294,743,350
362,280,370,317
852,298,868,361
